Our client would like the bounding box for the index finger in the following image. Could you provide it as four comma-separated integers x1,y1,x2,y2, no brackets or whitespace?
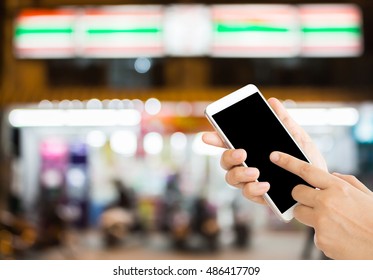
269,151,336,190
202,131,226,148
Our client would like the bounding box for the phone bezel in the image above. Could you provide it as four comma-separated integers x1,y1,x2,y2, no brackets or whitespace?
204,84,309,222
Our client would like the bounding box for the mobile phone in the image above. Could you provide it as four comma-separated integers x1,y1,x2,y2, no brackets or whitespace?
204,84,311,222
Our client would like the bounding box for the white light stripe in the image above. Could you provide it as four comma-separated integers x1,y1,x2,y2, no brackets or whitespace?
288,107,359,126
9,109,141,127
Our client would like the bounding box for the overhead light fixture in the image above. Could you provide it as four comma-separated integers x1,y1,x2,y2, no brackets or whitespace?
8,109,141,127
288,107,359,126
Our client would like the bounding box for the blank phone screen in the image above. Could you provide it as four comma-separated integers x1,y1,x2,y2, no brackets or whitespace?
212,92,309,213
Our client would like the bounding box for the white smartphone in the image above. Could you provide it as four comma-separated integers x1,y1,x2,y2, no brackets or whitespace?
204,84,311,222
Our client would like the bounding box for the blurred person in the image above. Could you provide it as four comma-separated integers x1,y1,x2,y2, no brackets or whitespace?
202,97,373,260
159,172,183,233
158,172,220,251
99,180,142,246
231,198,252,249
36,193,67,249
170,205,190,250
191,197,219,251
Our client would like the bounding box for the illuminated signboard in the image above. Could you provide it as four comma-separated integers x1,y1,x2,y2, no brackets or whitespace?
299,4,363,57
14,9,76,58
163,5,211,56
211,5,300,57
80,5,164,58
13,4,364,59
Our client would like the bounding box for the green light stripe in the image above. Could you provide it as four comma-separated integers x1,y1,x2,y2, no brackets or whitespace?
87,28,161,34
15,28,74,36
302,27,361,34
216,24,289,33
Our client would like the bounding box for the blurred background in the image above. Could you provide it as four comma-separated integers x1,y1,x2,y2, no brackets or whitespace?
1,0,373,260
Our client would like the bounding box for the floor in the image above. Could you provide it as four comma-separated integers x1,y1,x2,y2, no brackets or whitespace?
33,228,323,260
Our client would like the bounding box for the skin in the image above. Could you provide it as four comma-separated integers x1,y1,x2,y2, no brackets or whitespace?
202,97,373,259
271,151,373,259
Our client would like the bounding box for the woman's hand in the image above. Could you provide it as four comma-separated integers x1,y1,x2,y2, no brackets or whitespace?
270,151,373,260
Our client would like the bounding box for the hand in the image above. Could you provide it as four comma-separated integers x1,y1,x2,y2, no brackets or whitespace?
202,97,328,205
270,151,373,260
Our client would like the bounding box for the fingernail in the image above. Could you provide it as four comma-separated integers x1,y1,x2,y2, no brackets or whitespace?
258,182,270,189
245,168,256,177
232,150,242,159
270,152,280,162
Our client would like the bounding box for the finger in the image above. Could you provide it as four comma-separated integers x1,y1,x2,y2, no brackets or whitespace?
268,98,330,173
268,98,297,129
220,149,247,171
202,132,226,148
268,98,314,146
270,151,337,190
292,184,317,207
332,173,371,195
268,98,307,135
241,182,270,205
293,204,315,227
225,166,260,188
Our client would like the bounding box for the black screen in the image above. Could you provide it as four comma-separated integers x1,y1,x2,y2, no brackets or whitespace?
212,92,309,213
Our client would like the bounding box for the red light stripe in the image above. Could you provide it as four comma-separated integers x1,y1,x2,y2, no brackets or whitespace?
18,9,76,17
